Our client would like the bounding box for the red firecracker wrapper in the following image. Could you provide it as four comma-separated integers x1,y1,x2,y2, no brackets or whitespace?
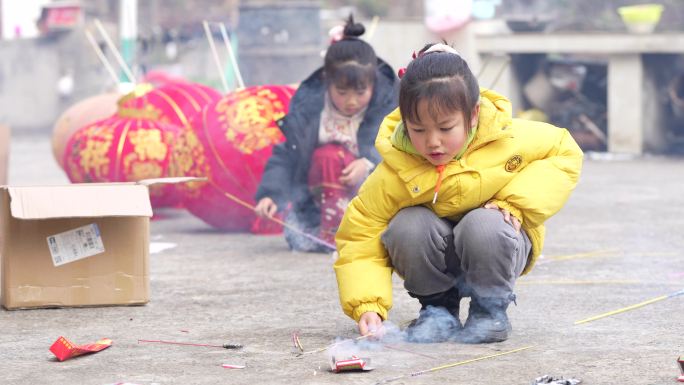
330,356,374,373
50,336,112,361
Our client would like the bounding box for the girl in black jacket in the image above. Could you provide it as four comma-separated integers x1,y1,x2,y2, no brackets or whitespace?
255,16,398,252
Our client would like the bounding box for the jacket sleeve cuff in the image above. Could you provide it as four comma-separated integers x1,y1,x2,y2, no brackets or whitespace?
362,157,375,173
352,302,388,322
489,199,524,225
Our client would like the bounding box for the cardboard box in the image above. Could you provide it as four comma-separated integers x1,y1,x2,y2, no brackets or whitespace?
0,182,153,309
0,124,9,186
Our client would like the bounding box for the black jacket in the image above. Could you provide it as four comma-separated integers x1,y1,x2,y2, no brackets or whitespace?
255,59,399,219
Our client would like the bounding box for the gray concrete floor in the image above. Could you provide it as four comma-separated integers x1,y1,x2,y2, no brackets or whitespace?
2,134,683,385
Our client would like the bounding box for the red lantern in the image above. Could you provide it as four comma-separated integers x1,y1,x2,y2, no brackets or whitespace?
119,81,221,129
52,92,121,168
62,103,182,208
174,85,296,232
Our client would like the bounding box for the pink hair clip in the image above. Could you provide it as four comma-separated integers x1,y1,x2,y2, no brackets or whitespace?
328,25,344,44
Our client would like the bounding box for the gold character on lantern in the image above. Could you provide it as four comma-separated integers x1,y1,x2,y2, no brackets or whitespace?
128,129,168,161
79,125,113,180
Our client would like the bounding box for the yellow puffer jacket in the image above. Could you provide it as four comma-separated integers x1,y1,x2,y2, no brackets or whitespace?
334,88,583,322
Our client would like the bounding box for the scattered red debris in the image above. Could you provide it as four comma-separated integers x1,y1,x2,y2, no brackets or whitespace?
49,336,112,362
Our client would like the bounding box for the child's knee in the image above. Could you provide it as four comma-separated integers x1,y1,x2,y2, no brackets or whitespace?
456,208,518,245
382,206,442,248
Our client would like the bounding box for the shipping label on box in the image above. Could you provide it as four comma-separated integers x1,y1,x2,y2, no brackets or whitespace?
47,223,105,267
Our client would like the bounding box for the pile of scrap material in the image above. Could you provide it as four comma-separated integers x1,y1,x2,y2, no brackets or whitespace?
532,375,582,385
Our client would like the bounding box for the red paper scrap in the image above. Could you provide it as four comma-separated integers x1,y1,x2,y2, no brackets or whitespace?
49,336,112,361
221,363,246,369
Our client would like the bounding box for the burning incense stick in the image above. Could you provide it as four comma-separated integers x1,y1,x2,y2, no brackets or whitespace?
137,339,243,349
208,180,336,251
298,334,372,356
373,346,534,384
574,289,684,325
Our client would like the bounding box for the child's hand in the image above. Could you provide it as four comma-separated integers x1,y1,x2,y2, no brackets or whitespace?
255,197,278,218
358,312,385,337
340,158,370,186
484,201,521,233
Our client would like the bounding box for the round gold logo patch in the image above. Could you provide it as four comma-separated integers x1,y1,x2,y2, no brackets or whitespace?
505,155,522,172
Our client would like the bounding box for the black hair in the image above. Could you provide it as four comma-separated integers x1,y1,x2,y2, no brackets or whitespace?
323,14,377,90
399,43,480,133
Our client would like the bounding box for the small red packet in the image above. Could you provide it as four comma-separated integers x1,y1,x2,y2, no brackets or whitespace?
50,336,112,361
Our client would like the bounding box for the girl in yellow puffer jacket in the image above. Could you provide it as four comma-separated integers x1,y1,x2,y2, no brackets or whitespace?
334,43,583,344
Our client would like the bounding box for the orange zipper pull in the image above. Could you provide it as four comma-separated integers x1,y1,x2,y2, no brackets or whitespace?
432,165,446,204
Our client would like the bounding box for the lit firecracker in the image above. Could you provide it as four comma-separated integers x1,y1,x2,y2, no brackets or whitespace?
330,356,374,373
49,336,112,362
297,334,372,356
137,339,242,350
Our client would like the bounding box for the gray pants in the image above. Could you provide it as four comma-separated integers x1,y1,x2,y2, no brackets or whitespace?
381,206,531,299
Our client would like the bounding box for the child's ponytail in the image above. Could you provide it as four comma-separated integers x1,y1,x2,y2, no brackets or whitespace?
342,14,365,39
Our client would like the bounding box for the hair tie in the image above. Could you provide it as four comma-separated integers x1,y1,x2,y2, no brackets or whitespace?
398,67,407,79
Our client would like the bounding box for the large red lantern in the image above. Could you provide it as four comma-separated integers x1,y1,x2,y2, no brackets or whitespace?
62,103,182,208
52,92,121,168
174,85,296,232
119,81,221,129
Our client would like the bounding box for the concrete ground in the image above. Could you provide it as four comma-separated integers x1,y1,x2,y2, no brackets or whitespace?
1,135,683,385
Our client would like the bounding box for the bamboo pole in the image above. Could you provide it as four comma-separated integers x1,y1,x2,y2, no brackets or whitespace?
366,15,380,41
202,21,229,93
94,19,137,84
218,22,245,89
84,30,120,85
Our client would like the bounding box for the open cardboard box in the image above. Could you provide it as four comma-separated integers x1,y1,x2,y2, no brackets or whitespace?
0,177,197,310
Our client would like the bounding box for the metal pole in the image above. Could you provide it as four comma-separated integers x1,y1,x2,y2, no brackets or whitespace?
119,0,137,82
